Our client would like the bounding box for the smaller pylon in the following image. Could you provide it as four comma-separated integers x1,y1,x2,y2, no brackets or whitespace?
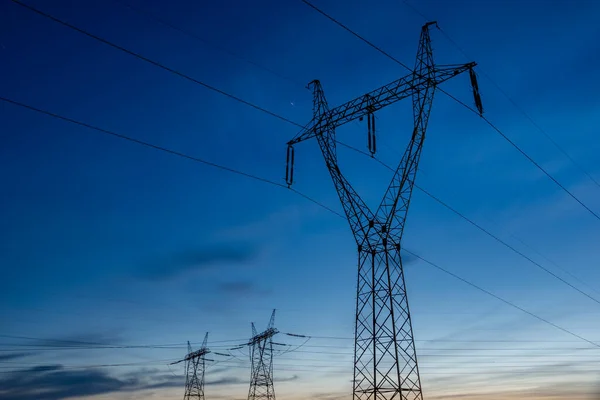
172,332,211,400
247,310,278,400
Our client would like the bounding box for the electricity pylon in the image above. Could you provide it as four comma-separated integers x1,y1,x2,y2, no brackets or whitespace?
285,22,483,400
247,309,278,400
172,332,211,400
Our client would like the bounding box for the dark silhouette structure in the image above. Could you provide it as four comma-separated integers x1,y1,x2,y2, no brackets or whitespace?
172,333,211,400
247,310,278,400
285,22,482,400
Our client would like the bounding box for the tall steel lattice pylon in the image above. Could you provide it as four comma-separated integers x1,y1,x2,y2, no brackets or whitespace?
285,22,483,400
247,309,278,400
171,332,211,400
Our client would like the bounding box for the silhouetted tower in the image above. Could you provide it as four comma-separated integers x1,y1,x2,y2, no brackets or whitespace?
172,332,211,400
285,22,483,400
247,310,278,400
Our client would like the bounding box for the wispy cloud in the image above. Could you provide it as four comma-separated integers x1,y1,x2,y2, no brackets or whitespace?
218,281,270,296
139,243,258,281
0,353,35,361
0,365,131,400
0,365,183,400
206,376,245,386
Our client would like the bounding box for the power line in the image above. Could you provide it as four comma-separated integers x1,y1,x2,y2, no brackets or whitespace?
0,335,241,347
400,0,600,191
2,360,593,376
5,340,600,352
300,0,600,222
112,0,306,89
8,0,303,129
416,184,600,305
283,336,600,344
4,2,600,358
0,95,338,219
404,249,600,349
3,96,598,354
10,0,596,296
336,140,600,305
441,90,600,221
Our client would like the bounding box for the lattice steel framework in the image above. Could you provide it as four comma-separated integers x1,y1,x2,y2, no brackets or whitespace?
247,310,278,400
172,332,211,400
285,22,483,400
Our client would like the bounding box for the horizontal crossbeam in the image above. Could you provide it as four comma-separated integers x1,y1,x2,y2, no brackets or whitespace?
288,62,475,146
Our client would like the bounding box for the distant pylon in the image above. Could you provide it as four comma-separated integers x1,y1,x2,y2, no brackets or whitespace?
171,332,211,400
247,310,278,400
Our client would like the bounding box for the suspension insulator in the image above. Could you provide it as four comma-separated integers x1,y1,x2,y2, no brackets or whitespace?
367,115,372,152
371,114,377,155
469,68,484,116
285,145,295,186
367,112,376,156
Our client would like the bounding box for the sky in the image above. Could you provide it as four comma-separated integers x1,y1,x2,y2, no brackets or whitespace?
1,0,600,399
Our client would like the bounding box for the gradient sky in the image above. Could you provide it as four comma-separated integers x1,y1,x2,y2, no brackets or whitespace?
1,0,600,399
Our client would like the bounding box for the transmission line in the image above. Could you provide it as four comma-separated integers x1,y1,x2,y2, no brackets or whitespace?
400,0,600,191
2,96,598,353
300,0,600,222
5,1,600,359
8,0,303,129
405,250,600,349
9,0,597,281
336,140,600,305
112,0,306,89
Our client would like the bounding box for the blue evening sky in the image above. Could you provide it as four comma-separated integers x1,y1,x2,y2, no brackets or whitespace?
1,0,599,399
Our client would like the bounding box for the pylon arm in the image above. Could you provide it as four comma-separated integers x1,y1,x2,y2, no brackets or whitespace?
171,347,211,364
288,62,476,146
249,328,278,345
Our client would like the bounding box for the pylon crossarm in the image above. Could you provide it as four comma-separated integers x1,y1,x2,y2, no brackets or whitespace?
288,72,415,146
287,63,474,148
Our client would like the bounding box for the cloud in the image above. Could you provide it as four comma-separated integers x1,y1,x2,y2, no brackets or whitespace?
140,244,257,281
426,380,595,400
218,281,270,296
311,391,350,400
0,353,35,361
206,376,245,386
275,374,300,382
0,365,131,400
30,331,124,348
0,365,182,400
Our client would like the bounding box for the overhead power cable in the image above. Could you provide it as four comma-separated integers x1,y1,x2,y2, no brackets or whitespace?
336,141,600,305
0,96,340,217
9,0,596,294
400,0,600,191
300,0,600,222
405,250,600,349
5,1,600,353
112,0,306,89
1,96,598,351
9,0,303,129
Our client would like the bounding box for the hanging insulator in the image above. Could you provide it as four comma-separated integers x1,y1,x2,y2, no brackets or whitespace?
367,108,376,156
285,145,295,186
367,112,373,153
371,114,377,155
469,67,484,116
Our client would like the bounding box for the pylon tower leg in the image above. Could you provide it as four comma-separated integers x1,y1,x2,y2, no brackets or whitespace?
354,247,421,400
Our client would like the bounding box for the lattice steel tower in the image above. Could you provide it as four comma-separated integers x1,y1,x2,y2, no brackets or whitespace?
285,22,483,400
172,332,211,400
247,310,278,400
